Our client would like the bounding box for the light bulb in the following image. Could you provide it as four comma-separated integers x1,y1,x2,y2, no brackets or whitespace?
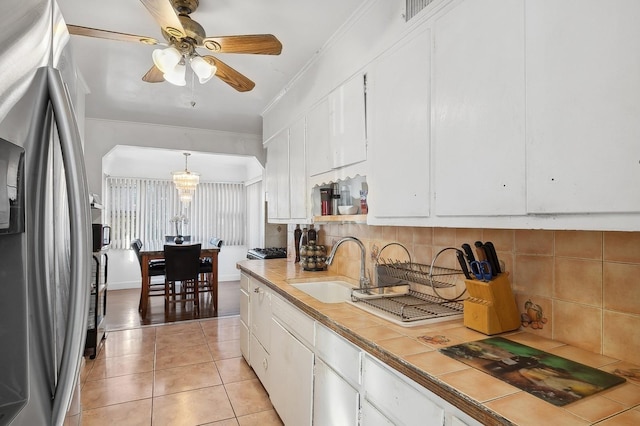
152,46,181,73
163,62,186,86
190,56,217,84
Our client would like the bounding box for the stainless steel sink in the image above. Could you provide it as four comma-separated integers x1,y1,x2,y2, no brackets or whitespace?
289,280,354,303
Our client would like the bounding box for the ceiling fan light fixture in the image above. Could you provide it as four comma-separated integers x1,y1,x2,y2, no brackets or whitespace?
190,56,216,84
163,62,187,86
152,46,182,73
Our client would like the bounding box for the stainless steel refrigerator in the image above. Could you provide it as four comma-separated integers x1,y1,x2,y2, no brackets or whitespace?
0,1,92,425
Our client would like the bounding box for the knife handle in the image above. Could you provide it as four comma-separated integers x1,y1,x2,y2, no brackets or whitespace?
474,241,487,261
461,244,475,263
484,242,502,275
456,249,472,279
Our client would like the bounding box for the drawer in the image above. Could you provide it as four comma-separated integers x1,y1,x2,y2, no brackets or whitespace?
315,323,361,387
240,272,250,292
250,334,270,393
271,294,315,347
362,355,444,425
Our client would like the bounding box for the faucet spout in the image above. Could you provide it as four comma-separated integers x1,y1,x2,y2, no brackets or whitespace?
326,236,370,290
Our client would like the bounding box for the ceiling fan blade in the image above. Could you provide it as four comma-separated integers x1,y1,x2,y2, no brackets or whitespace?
203,56,255,92
202,34,282,55
67,25,160,45
142,65,165,83
139,0,186,39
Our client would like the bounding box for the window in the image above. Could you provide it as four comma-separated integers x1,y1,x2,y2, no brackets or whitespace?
105,177,245,249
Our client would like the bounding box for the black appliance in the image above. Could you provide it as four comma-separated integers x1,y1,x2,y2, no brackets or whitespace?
247,247,287,260
92,224,111,252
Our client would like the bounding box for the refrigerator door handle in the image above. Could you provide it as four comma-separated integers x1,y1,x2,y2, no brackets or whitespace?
47,66,92,426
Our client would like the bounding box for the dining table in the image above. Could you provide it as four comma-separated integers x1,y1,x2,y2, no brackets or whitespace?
139,241,220,317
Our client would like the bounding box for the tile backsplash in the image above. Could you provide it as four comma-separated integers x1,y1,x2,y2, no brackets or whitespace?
287,224,640,365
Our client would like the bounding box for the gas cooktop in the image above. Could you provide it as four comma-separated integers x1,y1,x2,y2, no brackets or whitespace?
247,247,287,260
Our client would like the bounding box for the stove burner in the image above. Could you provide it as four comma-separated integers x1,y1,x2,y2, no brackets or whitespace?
247,247,287,260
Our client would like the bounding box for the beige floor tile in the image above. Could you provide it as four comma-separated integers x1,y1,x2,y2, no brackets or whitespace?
81,372,154,410
155,321,202,336
96,336,156,359
86,353,155,381
202,419,240,426
225,379,273,417
155,343,213,370
438,369,519,402
207,339,243,360
105,327,157,343
565,394,627,423
202,323,242,341
237,409,284,426
154,361,223,396
404,351,469,376
485,392,590,425
215,357,257,384
80,398,152,426
152,385,235,426
155,328,206,349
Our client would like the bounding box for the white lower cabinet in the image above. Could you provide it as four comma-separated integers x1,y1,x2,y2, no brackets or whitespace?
362,355,444,425
239,273,250,363
270,318,314,426
314,358,359,426
245,277,482,426
360,400,394,426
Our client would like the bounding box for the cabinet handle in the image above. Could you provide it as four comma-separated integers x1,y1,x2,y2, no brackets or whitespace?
254,288,261,293
262,358,268,370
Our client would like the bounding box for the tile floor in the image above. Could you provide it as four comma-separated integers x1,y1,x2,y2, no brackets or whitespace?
76,316,283,426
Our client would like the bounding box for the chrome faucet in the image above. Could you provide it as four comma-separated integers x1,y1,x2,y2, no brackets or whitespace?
326,236,370,290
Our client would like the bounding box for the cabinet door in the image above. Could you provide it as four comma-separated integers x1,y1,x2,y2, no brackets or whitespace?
526,0,640,213
270,319,314,426
249,280,271,352
313,359,359,426
330,73,367,169
239,286,250,363
306,98,332,177
289,116,308,220
433,0,526,216
362,355,444,425
265,129,290,220
368,27,431,219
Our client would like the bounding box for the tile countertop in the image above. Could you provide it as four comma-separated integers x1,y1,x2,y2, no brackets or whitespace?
237,259,640,426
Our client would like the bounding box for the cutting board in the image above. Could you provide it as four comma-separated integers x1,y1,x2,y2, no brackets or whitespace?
440,337,626,406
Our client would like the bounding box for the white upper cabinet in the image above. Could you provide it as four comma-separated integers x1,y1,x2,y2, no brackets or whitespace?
525,0,640,213
433,0,526,216
289,116,307,220
329,72,367,169
307,74,367,178
265,116,308,222
367,27,431,220
265,129,290,220
306,98,332,177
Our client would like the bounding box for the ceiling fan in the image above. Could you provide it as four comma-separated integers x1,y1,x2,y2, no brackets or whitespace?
67,0,282,92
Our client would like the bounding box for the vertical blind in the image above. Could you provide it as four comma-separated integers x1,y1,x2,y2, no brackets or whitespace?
105,177,246,249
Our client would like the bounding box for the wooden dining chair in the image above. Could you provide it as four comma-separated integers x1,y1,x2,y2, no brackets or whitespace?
131,239,167,311
198,238,223,310
164,244,202,311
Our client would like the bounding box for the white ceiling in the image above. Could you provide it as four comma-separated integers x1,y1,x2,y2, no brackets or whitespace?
57,0,366,136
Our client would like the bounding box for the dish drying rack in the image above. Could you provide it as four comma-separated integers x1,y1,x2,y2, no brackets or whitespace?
350,244,466,323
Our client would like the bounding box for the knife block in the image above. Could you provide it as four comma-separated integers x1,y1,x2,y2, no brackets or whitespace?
463,273,520,335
